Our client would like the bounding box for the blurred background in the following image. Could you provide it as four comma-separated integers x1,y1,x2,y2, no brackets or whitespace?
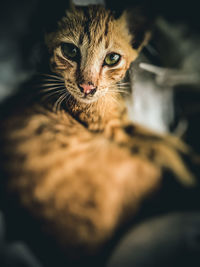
0,0,200,266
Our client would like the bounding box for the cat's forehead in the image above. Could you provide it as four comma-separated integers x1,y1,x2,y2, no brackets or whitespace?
57,5,131,49
58,6,112,42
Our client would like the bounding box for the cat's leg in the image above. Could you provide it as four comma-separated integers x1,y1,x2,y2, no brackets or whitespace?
104,120,197,186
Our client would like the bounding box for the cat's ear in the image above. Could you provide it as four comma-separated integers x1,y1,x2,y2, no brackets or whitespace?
121,6,153,51
110,2,155,51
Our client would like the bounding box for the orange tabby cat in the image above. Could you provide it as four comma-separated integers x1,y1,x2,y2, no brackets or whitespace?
0,4,197,266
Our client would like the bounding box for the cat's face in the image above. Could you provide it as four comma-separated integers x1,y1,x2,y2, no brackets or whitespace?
45,5,138,104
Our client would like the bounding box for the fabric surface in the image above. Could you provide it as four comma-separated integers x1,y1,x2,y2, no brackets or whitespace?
107,212,200,267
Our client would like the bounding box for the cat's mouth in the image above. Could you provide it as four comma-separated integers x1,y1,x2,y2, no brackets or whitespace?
66,86,108,104
66,87,99,104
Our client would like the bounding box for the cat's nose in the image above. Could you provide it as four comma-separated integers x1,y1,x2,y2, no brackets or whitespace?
78,83,96,95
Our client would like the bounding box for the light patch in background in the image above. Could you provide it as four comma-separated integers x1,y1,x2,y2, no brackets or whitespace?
129,79,173,133
0,52,30,100
127,55,174,134
73,0,104,5
127,18,200,134
0,1,35,101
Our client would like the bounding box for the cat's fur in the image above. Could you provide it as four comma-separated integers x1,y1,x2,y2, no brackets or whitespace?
0,4,198,266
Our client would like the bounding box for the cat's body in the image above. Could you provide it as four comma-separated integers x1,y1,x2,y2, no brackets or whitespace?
0,4,198,266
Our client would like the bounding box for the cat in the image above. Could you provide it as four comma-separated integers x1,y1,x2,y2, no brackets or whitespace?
0,4,198,266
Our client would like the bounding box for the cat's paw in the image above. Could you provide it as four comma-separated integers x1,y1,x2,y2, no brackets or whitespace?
104,119,131,143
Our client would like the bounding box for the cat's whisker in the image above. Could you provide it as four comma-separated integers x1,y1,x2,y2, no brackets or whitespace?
117,85,130,88
115,87,130,92
65,93,71,103
53,97,61,113
116,89,130,92
56,94,67,112
41,79,65,83
40,86,66,93
110,84,130,88
40,83,65,88
108,90,130,95
43,91,66,99
118,89,130,91
109,89,130,93
109,87,130,91
41,89,66,102
65,94,74,106
34,80,65,89
35,82,63,88
108,87,130,93
39,73,64,81
116,88,130,91
116,87,130,90
41,87,66,96
53,93,67,113
118,82,130,85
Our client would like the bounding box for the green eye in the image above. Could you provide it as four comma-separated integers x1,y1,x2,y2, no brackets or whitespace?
61,43,79,60
104,53,121,66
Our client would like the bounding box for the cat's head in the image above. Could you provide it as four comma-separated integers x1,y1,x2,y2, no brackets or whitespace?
45,5,150,104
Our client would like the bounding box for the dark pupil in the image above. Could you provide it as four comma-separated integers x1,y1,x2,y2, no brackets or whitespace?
110,54,118,61
61,43,78,59
69,48,77,57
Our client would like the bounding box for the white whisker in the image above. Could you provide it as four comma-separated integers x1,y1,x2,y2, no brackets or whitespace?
65,94,73,106
38,73,64,81
57,94,67,112
117,85,130,88
53,93,67,113
40,83,65,88
108,90,130,95
118,82,130,85
40,86,66,93
41,89,66,102
41,79,65,83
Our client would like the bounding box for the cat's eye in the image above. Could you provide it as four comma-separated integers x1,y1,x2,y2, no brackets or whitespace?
104,53,121,66
61,43,79,61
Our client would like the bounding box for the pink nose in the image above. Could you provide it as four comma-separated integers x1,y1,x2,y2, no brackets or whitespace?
79,83,96,94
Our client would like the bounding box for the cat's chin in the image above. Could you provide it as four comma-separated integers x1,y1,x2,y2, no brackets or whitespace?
78,97,99,104
67,91,99,105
